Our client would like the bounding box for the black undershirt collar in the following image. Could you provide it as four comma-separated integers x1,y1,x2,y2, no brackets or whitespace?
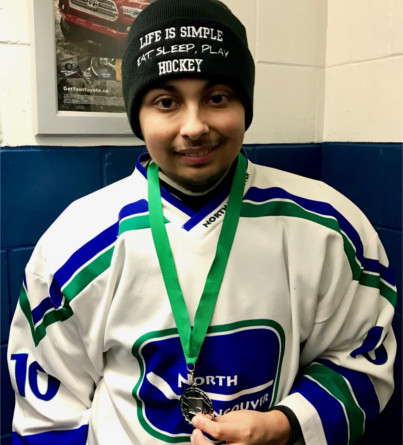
158,160,238,213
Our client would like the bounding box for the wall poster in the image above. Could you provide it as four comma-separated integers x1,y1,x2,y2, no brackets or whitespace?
31,0,152,135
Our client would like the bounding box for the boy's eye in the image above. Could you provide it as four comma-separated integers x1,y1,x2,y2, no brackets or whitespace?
156,97,176,109
209,94,229,105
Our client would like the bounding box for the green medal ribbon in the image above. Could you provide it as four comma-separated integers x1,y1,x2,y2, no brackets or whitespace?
148,153,247,368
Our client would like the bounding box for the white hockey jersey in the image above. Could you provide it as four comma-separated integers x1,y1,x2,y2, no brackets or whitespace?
8,153,397,445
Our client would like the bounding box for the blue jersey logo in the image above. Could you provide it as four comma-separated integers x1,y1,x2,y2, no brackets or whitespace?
132,319,285,442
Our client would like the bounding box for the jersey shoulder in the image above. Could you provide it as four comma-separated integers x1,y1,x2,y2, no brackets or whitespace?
247,161,377,241
27,168,147,277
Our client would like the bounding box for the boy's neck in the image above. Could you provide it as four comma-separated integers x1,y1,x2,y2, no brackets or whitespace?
158,161,237,212
158,168,230,197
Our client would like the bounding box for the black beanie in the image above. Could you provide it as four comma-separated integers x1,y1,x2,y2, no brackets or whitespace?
122,0,255,139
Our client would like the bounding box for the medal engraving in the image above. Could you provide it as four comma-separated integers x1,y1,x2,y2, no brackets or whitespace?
180,387,214,424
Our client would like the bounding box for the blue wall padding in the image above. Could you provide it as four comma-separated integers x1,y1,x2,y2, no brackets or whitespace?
245,143,322,180
1,143,401,445
1,148,102,248
322,143,402,230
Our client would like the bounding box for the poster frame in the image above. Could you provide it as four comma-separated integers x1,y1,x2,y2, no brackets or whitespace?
30,0,132,135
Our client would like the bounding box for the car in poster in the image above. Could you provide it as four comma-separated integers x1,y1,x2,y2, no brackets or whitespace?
58,0,153,56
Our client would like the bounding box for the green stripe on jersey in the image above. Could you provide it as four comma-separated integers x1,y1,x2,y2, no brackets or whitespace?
359,273,397,307
22,214,159,345
118,214,170,237
19,285,73,347
62,215,155,303
22,246,114,346
118,214,152,235
240,200,396,305
306,362,365,444
241,200,361,274
63,247,114,302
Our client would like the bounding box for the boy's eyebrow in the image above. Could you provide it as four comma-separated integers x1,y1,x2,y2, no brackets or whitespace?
151,80,228,93
152,83,178,92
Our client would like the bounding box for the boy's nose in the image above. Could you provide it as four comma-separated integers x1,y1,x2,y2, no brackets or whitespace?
179,105,209,140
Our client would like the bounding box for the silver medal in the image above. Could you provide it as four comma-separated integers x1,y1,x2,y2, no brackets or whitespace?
180,386,214,424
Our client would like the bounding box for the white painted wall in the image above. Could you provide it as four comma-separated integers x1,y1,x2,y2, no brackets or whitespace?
250,0,327,143
324,0,403,141
0,0,402,146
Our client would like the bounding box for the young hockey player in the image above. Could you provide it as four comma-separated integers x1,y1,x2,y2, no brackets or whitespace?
8,1,397,444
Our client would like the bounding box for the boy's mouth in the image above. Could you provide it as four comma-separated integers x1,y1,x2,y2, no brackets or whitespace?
174,145,219,165
176,146,216,157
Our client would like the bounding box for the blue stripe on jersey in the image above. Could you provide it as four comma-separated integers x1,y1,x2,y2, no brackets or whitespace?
137,151,237,231
161,186,196,217
12,425,88,445
54,222,119,289
183,186,231,231
292,377,349,445
32,297,55,325
135,154,195,216
30,200,149,326
119,199,149,220
49,279,63,307
317,359,380,424
183,155,247,231
244,186,395,287
365,259,393,285
54,199,149,289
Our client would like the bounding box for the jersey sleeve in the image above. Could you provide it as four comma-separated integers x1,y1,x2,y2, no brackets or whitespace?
278,230,397,445
7,251,102,444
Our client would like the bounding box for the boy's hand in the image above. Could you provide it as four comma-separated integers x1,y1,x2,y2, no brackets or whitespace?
191,409,291,445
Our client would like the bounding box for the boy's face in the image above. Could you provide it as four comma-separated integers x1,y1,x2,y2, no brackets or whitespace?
139,78,245,192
